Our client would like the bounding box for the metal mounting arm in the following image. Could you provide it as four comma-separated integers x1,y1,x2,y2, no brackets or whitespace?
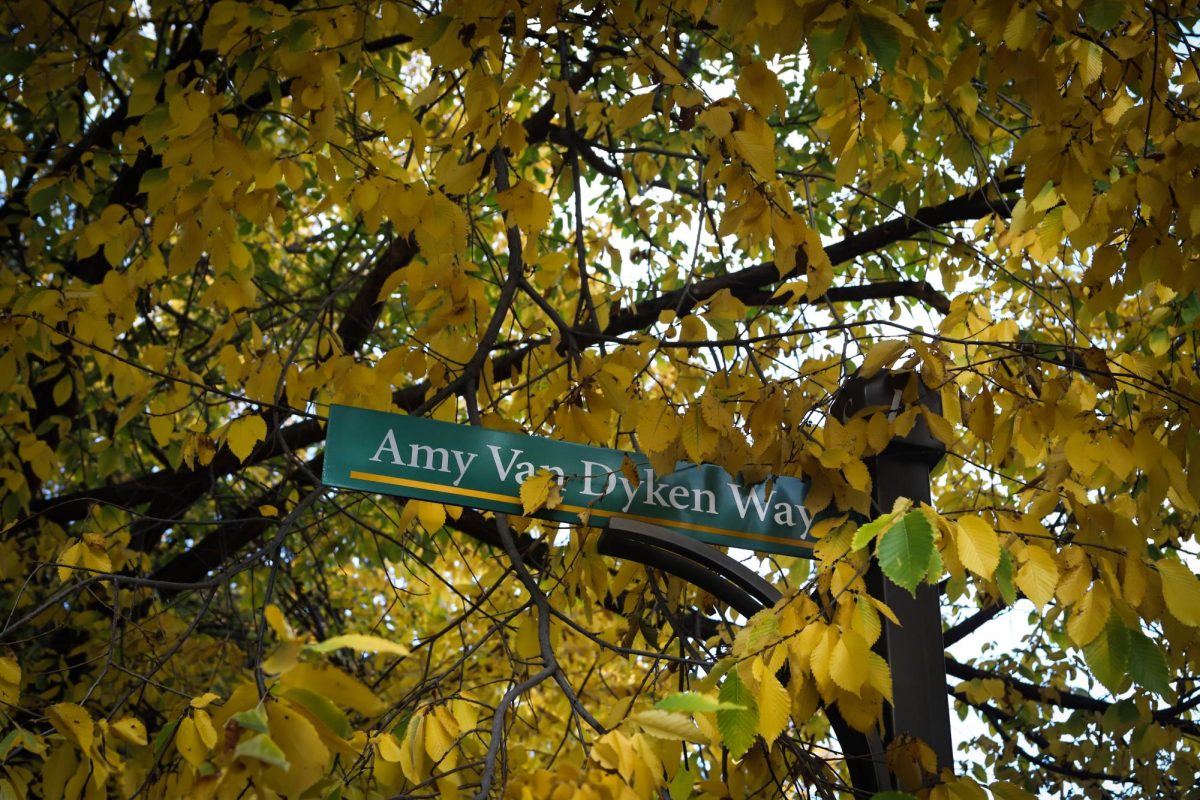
597,517,890,795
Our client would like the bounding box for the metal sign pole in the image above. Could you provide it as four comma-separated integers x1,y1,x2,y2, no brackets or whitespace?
834,370,954,778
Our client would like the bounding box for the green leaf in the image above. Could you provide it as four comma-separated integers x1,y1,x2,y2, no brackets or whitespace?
808,17,851,70
716,671,758,759
231,704,269,733
0,48,36,77
877,510,934,595
995,548,1017,606
655,692,744,713
851,499,911,551
668,761,697,800
1127,629,1170,696
234,733,291,770
138,168,171,193
657,692,719,713
282,688,352,738
1085,0,1126,30
1083,613,1130,694
28,183,60,216
859,13,900,72
852,515,893,551
1102,699,1139,731
0,727,44,759
152,720,179,757
925,543,944,583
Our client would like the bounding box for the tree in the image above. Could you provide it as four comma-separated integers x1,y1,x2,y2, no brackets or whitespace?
2,0,1199,797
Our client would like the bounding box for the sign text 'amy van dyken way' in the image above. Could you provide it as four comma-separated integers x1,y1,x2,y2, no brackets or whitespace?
322,404,818,556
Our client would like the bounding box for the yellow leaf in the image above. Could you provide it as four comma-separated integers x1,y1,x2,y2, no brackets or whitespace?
697,105,734,138
377,732,404,762
399,714,428,784
634,397,680,454
1065,432,1103,478
264,604,293,641
515,609,540,660
956,516,1001,578
57,541,83,583
1067,583,1110,646
496,181,552,234
754,670,791,747
1078,40,1103,86
519,470,560,515
227,415,266,463
944,46,980,93
415,500,447,532
732,120,776,177
262,641,304,675
869,596,901,626
736,60,786,116
149,413,174,446
620,454,641,490
47,703,93,752
423,708,456,762
991,781,1038,800
175,716,208,768
190,691,221,709
1016,545,1059,609
306,633,410,657
853,595,882,646
109,718,147,747
193,709,219,750
266,701,330,798
1157,560,1200,627
614,91,656,131
829,629,870,695
860,340,907,379
866,651,893,702
278,663,386,716
0,656,20,687
0,662,16,705
680,406,716,465
631,710,710,744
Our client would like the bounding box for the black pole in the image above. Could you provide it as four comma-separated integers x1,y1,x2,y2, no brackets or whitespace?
833,369,954,779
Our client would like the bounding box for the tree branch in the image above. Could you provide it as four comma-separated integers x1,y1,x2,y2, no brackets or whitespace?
946,657,1200,737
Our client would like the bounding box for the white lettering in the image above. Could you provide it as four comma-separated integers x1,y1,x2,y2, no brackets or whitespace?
644,469,671,507
773,503,794,526
727,483,771,521
669,485,691,510
451,450,477,486
616,474,638,512
513,461,536,482
410,443,450,473
580,460,616,496
693,488,717,515
369,429,404,464
488,446,523,481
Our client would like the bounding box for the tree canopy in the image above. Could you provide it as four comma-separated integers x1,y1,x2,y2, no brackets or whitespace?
3,0,1200,797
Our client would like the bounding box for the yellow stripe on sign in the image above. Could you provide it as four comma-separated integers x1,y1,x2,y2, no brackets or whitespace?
554,502,814,550
349,471,518,505
348,470,813,551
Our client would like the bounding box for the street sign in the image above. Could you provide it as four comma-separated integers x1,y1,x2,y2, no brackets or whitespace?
322,404,817,556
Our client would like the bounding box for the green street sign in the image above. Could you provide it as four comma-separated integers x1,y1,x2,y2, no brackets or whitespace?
322,404,817,556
